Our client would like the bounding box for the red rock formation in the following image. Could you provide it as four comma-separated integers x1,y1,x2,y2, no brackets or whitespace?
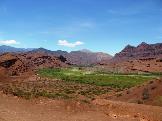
113,42,162,61
0,52,67,75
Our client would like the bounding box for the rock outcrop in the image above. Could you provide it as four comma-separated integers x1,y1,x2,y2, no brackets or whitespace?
98,42,162,73
113,42,162,61
0,52,67,75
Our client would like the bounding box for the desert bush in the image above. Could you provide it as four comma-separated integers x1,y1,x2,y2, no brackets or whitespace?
116,93,122,97
156,58,162,62
1,77,112,100
137,100,144,104
142,88,149,100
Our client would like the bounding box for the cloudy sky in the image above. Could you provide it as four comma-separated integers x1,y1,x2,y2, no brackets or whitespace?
0,0,162,55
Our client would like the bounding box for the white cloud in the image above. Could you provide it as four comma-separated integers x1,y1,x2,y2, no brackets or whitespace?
58,40,84,48
0,40,20,45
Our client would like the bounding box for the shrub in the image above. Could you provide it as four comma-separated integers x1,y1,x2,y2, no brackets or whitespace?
142,88,149,100
137,100,144,104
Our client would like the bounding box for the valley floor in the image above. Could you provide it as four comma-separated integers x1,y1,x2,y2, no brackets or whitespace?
0,70,162,121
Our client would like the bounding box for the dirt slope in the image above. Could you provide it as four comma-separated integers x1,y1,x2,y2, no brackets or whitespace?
0,91,162,121
93,99,162,121
101,79,162,106
0,92,119,121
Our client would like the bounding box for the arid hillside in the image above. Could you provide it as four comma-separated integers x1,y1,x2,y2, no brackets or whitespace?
100,79,162,106
0,51,67,76
113,42,162,61
98,42,162,73
99,57,162,73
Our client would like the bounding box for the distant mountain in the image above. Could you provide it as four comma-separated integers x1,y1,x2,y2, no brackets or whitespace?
30,48,69,58
0,45,34,54
79,49,92,53
99,42,162,73
28,48,53,54
66,50,112,66
0,45,113,66
113,42,162,61
30,48,112,66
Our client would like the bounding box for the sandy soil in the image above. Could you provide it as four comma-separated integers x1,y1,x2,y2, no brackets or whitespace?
93,99,162,121
0,91,162,121
0,91,120,121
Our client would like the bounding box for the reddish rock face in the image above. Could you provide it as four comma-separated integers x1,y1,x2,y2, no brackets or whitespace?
113,42,162,61
0,51,67,75
98,42,162,73
122,45,135,52
136,42,151,51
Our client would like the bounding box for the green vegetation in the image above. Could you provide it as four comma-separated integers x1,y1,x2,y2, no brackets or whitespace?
2,67,160,100
2,78,111,100
2,81,72,100
38,67,157,89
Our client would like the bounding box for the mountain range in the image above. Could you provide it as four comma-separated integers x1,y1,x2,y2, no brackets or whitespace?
0,45,34,53
0,45,112,66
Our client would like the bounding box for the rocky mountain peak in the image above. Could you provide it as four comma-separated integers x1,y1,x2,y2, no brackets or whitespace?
122,44,135,52
79,49,92,53
113,42,162,61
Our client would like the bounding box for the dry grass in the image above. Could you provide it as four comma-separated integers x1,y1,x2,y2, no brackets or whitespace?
1,78,113,100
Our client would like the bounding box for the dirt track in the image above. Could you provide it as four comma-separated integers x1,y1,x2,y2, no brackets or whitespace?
0,92,162,121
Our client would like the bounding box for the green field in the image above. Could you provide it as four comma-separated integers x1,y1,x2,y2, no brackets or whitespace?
38,68,158,89
2,67,160,100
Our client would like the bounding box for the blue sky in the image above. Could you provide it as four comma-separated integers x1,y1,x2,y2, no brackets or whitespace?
0,0,162,55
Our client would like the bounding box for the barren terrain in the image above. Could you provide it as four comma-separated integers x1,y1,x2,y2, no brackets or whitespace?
0,91,162,121
0,72,162,121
